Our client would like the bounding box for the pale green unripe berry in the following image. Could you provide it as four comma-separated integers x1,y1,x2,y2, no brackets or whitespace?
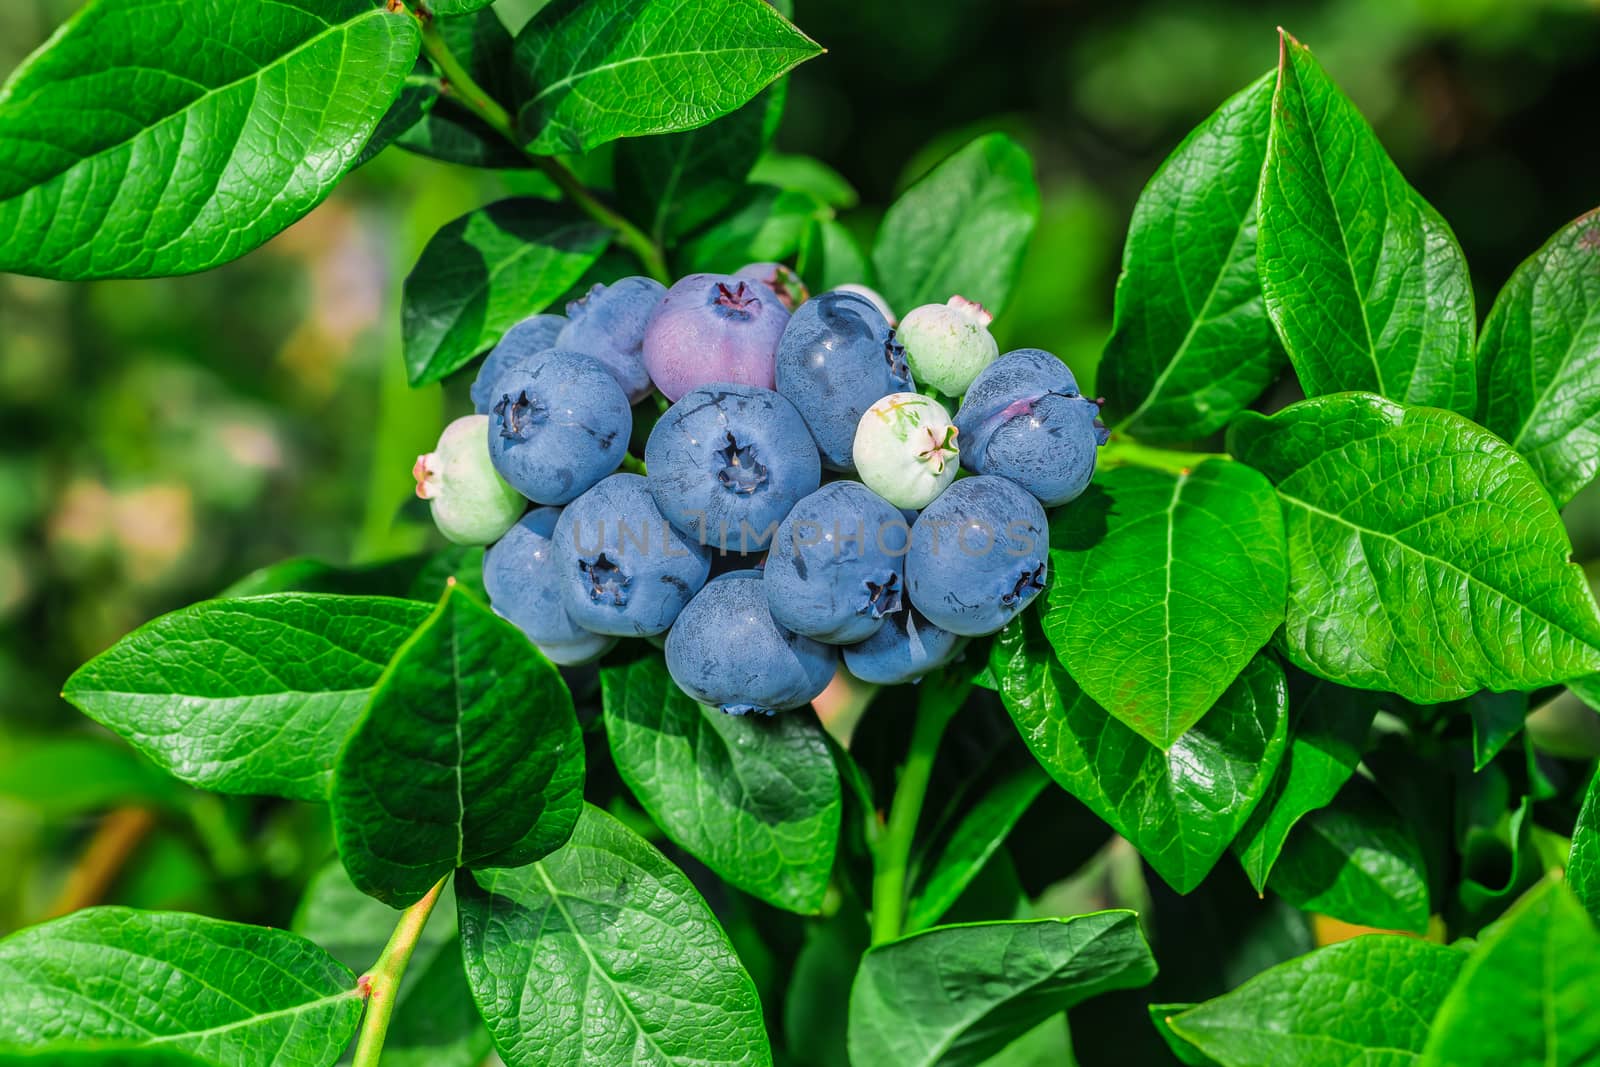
414,415,525,545
852,392,960,510
898,295,998,396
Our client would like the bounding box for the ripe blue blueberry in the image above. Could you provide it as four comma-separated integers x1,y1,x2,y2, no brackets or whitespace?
842,606,963,685
954,348,1107,507
665,571,838,715
645,384,821,553
832,284,896,326
775,290,912,471
555,277,666,403
734,261,808,312
852,392,960,510
763,481,909,644
471,314,566,415
642,273,790,401
486,349,631,505
482,508,615,665
553,473,710,636
905,475,1049,636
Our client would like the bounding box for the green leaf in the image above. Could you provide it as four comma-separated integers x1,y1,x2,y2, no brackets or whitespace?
847,913,1157,1067
991,614,1288,893
679,184,829,274
1569,765,1600,920
600,655,840,914
750,153,859,209
331,584,583,907
0,1046,211,1066
457,804,772,1067
871,133,1039,316
1476,208,1600,506
1421,878,1600,1066
1232,677,1377,892
784,913,867,1067
0,737,183,816
1573,673,1600,714
1044,459,1286,748
1465,690,1527,771
1100,72,1285,444
293,861,491,1067
617,85,784,244
432,0,498,13
1257,32,1475,413
805,218,873,291
403,198,609,386
0,1,419,280
1228,392,1600,701
397,10,534,170
1266,775,1430,933
61,594,429,801
1149,1006,1224,1067
906,752,1048,933
513,0,821,155
1170,937,1463,1066
0,908,361,1066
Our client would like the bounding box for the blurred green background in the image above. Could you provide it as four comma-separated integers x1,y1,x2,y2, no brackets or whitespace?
3,0,1599,943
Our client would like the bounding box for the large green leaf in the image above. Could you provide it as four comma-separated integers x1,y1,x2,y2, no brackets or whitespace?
600,656,840,915
1476,208,1600,506
1168,936,1465,1067
512,0,820,155
402,198,609,386
617,84,784,244
1421,878,1600,1066
61,594,429,801
0,0,419,280
1265,775,1430,933
457,804,772,1067
1232,677,1377,891
0,908,361,1066
293,861,491,1067
992,615,1288,893
1569,765,1600,920
331,584,583,907
1044,459,1286,748
871,133,1039,316
1229,393,1600,702
847,914,1157,1067
1100,72,1285,444
1257,33,1475,414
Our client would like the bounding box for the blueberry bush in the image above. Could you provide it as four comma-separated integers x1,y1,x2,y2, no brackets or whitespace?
2,1,1600,1065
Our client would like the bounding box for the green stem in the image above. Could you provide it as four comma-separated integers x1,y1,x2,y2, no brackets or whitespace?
414,13,671,284
350,875,448,1067
869,680,965,944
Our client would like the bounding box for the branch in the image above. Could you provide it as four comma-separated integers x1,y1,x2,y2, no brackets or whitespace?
412,10,671,284
47,806,156,918
350,874,449,1067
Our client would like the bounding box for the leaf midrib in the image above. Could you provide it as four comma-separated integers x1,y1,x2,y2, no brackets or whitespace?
1277,51,1387,397
0,9,377,204
1277,487,1600,651
530,859,676,1062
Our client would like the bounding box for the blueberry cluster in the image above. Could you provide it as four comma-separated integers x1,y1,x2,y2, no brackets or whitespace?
416,266,1107,715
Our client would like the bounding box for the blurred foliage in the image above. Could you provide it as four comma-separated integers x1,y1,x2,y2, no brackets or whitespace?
2,0,1598,965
